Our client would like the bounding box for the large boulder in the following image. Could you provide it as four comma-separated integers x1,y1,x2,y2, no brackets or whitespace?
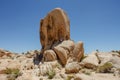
96,52,113,65
81,51,99,69
65,62,80,74
43,50,57,61
40,8,70,52
109,56,120,69
53,40,74,65
56,40,75,53
54,46,68,65
73,41,84,61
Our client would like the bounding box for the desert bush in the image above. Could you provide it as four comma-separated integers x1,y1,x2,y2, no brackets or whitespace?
66,75,74,80
47,69,56,79
5,68,19,74
97,62,113,73
3,68,20,80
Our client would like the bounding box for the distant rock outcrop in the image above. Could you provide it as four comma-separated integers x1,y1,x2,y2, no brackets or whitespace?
0,49,13,58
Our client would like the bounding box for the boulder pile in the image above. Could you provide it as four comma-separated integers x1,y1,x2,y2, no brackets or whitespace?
0,49,120,80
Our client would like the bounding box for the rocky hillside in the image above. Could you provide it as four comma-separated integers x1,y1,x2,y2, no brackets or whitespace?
0,49,120,80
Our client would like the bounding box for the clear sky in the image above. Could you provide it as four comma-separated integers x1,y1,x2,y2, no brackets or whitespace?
0,0,120,53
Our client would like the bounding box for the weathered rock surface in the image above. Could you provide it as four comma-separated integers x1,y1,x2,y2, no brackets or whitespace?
109,56,120,69
40,8,70,52
96,52,113,65
74,73,120,80
54,46,68,65
65,62,80,73
53,40,75,65
73,41,84,61
43,50,57,61
81,51,99,69
0,49,120,80
39,8,84,66
56,40,75,53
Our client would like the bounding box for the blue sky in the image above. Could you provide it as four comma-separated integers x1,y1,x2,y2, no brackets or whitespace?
0,0,120,53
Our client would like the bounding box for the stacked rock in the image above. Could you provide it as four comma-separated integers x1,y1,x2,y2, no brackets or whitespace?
39,8,84,65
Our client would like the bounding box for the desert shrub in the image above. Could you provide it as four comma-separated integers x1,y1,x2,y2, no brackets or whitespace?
0,68,20,75
5,68,19,74
47,69,56,79
66,75,74,80
97,62,113,73
111,50,120,55
4,68,20,80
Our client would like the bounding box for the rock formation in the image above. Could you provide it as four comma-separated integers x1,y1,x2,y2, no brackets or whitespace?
0,49,120,80
39,8,84,66
40,8,70,52
1,8,120,80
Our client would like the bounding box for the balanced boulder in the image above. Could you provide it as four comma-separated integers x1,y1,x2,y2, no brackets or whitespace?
40,8,70,52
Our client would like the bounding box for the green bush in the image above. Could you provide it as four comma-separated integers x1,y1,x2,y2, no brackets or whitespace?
66,75,74,80
97,62,113,73
47,70,56,79
5,68,19,75
5,68,20,80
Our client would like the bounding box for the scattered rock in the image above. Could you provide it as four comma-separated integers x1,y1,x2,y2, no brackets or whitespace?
65,62,80,73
